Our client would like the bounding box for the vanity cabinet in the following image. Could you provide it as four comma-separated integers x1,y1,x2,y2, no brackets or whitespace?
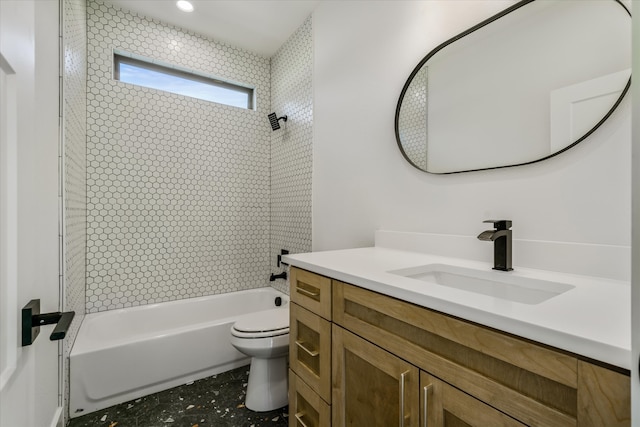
289,267,630,427
331,327,529,427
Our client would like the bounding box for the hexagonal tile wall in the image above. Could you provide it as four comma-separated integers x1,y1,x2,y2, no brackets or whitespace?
269,17,313,295
86,0,272,312
397,66,428,170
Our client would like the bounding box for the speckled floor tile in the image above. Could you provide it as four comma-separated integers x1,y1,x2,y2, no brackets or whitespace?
67,366,289,427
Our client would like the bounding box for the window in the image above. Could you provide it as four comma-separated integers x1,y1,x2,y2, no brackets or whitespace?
114,52,254,110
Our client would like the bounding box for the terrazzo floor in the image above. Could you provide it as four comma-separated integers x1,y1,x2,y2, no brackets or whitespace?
67,366,289,427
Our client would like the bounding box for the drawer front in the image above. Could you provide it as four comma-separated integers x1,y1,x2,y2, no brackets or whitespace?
289,370,331,427
290,267,332,320
290,302,332,403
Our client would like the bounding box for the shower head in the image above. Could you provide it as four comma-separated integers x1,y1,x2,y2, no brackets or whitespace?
268,113,287,131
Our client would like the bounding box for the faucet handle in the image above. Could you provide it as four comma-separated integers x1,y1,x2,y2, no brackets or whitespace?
482,219,512,230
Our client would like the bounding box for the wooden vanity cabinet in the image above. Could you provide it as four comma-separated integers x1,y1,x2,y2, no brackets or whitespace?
330,327,528,427
289,268,630,427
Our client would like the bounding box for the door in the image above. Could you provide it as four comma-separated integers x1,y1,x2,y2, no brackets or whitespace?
0,1,62,426
333,325,420,427
420,372,526,427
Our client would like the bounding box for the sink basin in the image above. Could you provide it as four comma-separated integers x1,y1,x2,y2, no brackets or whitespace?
388,264,574,304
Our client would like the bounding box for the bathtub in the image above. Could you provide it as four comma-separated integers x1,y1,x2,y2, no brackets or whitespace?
69,287,289,418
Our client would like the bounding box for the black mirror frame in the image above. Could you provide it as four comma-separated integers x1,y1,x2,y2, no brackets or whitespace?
394,0,632,175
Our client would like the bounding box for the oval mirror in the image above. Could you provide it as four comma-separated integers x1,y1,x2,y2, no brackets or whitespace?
395,0,631,174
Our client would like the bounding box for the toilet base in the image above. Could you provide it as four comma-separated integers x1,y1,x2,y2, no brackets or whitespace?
245,355,288,412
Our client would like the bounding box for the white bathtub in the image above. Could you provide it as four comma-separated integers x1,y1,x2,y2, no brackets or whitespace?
69,287,289,418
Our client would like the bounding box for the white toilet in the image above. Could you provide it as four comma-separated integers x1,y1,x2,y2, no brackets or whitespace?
230,307,290,412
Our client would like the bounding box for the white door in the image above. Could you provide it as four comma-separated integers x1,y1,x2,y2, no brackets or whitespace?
0,1,63,426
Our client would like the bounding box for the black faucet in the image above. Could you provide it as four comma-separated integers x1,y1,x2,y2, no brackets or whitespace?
477,220,513,271
269,271,287,281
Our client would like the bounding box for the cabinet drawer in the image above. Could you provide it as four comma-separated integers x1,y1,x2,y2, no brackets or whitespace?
290,302,332,403
289,371,331,427
290,267,332,320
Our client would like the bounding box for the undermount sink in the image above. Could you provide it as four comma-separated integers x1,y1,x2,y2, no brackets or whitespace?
388,264,574,305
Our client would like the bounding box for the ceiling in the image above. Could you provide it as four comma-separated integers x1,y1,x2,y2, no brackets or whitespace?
102,0,321,57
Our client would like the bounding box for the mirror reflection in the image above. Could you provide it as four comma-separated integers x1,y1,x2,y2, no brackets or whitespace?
395,0,631,174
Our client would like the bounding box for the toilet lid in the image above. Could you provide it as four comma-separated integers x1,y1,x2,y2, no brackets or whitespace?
232,308,289,334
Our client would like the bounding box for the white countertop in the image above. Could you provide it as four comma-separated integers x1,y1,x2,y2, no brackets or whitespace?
283,247,631,370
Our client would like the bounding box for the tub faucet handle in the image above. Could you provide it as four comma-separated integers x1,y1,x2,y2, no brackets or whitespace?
270,271,287,281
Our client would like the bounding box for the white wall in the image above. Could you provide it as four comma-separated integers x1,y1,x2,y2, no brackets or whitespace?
312,1,631,261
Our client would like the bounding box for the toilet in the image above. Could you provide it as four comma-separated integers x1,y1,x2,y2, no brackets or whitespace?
230,306,290,412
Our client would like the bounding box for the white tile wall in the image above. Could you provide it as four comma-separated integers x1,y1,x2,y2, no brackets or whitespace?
269,17,313,294
86,0,272,312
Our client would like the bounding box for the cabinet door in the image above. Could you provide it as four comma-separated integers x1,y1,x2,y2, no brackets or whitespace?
333,326,419,427
577,361,630,426
420,372,526,427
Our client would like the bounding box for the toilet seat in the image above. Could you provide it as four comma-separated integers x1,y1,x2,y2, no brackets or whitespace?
231,308,289,339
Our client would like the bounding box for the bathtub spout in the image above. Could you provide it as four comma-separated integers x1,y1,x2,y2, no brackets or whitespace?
269,272,287,281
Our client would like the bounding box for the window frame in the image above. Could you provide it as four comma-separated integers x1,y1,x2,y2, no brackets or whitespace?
113,52,255,110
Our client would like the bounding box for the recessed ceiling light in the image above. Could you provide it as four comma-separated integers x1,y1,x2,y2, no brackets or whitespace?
176,0,194,13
